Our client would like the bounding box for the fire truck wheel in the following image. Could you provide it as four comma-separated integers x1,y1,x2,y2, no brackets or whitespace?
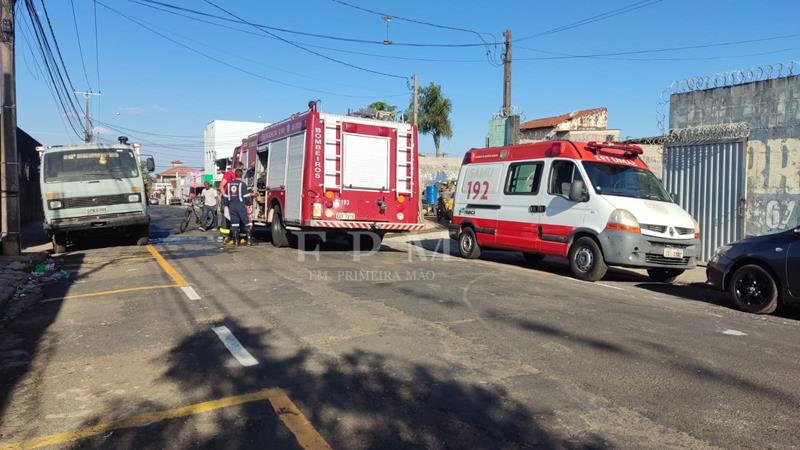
569,237,607,281
458,227,481,259
270,207,289,248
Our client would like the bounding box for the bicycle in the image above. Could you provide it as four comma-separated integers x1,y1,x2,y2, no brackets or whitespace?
180,200,215,233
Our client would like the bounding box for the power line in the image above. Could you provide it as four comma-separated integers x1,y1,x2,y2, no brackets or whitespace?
97,1,408,98
515,32,800,61
133,0,494,48
515,0,664,42
69,0,92,89
200,0,408,80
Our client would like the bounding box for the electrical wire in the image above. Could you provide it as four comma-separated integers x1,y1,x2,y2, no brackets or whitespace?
515,0,663,42
23,0,86,139
96,1,408,98
69,0,92,89
200,0,408,80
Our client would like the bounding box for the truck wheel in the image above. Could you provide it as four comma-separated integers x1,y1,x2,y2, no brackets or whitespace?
569,237,607,281
729,264,779,314
135,225,150,246
458,227,481,259
51,234,67,254
647,268,684,283
270,207,289,248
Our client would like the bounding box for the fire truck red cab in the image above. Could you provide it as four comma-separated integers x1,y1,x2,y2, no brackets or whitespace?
242,102,422,248
449,141,701,282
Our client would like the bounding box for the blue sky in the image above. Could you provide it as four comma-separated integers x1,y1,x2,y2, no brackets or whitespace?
16,0,800,169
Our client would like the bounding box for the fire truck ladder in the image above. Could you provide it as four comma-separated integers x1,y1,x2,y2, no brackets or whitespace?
396,128,413,196
323,121,342,191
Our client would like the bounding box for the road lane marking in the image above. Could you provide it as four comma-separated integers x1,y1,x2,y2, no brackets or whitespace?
0,388,329,450
269,390,333,450
211,325,259,366
146,244,189,287
42,284,180,302
572,279,625,291
722,329,747,336
181,286,201,300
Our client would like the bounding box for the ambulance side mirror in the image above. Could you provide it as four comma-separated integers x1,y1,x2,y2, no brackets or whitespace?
568,180,589,203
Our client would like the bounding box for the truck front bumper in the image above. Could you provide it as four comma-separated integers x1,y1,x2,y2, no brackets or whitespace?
45,211,150,234
598,230,700,269
306,220,424,231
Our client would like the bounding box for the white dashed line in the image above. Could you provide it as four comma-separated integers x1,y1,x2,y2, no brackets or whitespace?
572,279,625,291
211,326,259,367
181,286,201,300
722,329,747,336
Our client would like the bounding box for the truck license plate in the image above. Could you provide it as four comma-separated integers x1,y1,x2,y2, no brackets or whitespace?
87,207,107,215
663,247,684,259
336,212,355,221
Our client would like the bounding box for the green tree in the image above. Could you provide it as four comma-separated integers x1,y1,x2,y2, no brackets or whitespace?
368,101,397,112
413,83,452,157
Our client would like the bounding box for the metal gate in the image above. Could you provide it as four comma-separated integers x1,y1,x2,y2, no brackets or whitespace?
662,141,746,261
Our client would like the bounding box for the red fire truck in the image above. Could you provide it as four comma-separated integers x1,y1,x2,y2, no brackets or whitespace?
239,102,423,248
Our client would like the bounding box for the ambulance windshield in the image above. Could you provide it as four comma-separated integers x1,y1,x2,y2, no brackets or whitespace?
582,162,671,203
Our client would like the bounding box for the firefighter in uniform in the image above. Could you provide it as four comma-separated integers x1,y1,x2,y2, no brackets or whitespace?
224,168,253,246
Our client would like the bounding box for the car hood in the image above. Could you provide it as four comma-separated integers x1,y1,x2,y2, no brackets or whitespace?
599,195,694,228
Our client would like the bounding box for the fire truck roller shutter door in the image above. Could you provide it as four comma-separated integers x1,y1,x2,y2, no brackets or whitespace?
285,133,306,223
342,133,390,190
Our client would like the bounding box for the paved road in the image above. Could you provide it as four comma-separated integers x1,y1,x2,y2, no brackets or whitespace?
1,205,799,449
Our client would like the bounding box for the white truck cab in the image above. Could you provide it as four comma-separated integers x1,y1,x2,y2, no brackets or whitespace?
449,141,700,283
38,137,155,253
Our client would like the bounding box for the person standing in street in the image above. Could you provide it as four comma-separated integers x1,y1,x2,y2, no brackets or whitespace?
224,168,253,246
199,181,218,232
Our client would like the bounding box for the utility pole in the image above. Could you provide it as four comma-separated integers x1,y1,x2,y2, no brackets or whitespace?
75,90,101,143
502,29,512,117
412,73,418,127
1,0,19,255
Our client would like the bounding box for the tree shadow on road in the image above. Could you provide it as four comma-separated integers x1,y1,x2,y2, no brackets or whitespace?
62,317,596,449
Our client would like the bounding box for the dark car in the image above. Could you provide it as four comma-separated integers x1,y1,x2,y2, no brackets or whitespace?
707,226,800,314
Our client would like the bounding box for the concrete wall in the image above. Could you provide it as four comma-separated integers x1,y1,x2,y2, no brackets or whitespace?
638,144,664,179
520,129,620,144
670,75,800,234
419,155,461,189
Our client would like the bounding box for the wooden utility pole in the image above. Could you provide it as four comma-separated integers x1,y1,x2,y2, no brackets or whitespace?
502,29,512,117
1,0,19,255
412,73,418,127
75,90,100,143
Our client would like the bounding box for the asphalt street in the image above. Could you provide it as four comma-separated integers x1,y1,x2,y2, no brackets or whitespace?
1,205,799,449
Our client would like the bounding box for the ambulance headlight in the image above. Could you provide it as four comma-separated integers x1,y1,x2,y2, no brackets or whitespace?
606,209,640,234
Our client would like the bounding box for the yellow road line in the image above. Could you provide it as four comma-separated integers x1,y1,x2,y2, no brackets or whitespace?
42,284,180,302
268,390,333,450
0,388,330,450
147,244,189,287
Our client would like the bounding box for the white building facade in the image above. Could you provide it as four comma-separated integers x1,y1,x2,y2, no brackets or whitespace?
203,120,269,181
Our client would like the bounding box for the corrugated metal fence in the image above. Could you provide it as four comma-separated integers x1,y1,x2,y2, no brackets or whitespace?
663,141,746,261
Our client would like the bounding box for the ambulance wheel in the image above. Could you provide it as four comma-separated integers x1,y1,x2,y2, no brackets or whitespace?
51,234,67,254
569,237,607,281
270,207,289,248
458,227,481,259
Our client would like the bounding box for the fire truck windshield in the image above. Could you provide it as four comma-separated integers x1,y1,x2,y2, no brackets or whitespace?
582,162,671,203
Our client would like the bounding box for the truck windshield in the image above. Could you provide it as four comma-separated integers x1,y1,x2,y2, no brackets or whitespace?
582,162,672,202
44,149,140,183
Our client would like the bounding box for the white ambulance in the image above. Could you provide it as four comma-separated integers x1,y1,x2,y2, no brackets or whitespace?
449,141,700,282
